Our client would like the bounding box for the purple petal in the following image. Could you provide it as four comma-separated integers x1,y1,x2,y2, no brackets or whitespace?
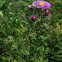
32,1,37,6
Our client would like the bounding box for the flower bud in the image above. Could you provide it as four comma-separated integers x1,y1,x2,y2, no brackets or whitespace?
12,0,14,2
31,15,36,21
20,2,22,5
44,9,50,16
28,5,33,11
21,14,25,18
12,0,14,5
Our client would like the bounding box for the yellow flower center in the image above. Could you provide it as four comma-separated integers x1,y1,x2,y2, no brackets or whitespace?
38,2,44,7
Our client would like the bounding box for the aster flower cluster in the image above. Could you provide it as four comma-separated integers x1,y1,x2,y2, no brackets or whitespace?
28,0,51,21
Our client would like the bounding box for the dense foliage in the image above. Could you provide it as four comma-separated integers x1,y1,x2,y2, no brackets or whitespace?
0,0,62,62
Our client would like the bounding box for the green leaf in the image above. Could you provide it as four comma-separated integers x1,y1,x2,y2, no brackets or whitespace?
42,35,50,41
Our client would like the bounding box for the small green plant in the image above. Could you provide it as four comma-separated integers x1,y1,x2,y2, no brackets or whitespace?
0,0,62,62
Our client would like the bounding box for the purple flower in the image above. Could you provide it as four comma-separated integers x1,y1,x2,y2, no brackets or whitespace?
32,0,51,9
44,9,50,16
32,15,36,21
28,5,33,11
